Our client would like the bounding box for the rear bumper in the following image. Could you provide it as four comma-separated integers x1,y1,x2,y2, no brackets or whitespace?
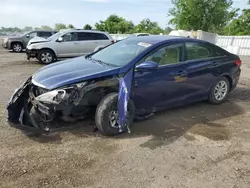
26,49,39,60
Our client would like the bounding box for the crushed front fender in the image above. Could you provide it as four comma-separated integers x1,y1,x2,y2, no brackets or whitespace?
7,77,48,133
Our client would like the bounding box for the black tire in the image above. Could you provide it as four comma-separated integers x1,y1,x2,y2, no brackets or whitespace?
11,42,23,52
208,76,230,104
38,49,56,64
95,93,135,136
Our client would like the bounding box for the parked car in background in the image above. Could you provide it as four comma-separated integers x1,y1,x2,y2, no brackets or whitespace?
127,33,150,37
7,36,241,136
115,33,151,42
2,30,57,52
26,29,114,64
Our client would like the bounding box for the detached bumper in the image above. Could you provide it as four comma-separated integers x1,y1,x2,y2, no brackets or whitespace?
26,49,39,60
7,78,48,133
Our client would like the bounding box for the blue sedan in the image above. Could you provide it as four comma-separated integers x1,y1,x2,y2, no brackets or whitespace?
7,36,241,136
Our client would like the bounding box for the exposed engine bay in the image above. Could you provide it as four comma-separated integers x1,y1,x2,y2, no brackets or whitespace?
7,76,120,133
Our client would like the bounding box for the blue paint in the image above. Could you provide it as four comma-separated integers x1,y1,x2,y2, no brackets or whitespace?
118,68,133,131
32,36,241,116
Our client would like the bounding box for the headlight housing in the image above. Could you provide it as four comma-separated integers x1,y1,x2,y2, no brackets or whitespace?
35,82,87,105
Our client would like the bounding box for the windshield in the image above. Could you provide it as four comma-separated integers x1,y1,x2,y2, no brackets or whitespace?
90,38,152,67
47,32,63,41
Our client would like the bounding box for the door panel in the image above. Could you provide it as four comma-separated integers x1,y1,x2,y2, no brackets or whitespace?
183,42,225,101
57,32,80,57
133,43,188,111
77,32,100,55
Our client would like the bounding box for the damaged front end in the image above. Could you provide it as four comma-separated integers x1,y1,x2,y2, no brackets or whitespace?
7,76,119,133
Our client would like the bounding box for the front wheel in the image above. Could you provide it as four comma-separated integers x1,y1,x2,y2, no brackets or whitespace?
208,77,230,104
38,50,56,64
95,93,135,136
11,43,23,52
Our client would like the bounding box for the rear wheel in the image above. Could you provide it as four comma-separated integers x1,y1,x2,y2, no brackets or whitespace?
11,43,23,52
38,49,56,64
208,77,230,104
95,93,135,136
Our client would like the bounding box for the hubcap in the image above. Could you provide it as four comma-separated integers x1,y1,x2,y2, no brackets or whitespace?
41,52,52,63
214,80,228,101
13,44,22,52
109,110,120,128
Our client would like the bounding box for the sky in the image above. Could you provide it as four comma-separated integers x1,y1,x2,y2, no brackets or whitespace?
0,0,249,29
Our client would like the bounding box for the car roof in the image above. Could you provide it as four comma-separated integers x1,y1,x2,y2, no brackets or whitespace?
32,30,57,32
59,29,108,34
126,35,204,45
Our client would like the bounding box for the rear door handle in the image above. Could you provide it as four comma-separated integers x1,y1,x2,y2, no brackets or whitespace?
208,62,218,67
74,42,79,44
175,70,187,77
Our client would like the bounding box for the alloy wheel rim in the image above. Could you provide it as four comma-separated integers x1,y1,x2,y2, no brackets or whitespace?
214,80,228,101
13,44,22,52
41,52,52,63
109,110,120,128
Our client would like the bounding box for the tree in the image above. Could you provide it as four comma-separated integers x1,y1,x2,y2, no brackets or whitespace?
55,23,67,31
83,24,92,30
41,25,53,30
134,18,164,34
164,27,173,34
22,26,33,32
224,9,250,35
67,24,75,29
169,0,238,34
95,15,135,33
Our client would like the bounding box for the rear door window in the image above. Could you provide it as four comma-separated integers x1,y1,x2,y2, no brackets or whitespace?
212,45,229,57
38,31,53,38
78,32,109,41
92,33,109,40
186,42,213,61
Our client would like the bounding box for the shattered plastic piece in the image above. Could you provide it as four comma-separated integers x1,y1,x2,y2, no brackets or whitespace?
135,112,155,120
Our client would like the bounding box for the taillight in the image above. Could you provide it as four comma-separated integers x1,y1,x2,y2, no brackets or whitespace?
234,59,242,67
111,40,115,44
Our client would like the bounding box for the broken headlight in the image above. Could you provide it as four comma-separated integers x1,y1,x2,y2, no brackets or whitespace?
35,82,87,105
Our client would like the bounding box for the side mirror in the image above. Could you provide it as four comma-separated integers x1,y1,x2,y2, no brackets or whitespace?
26,34,30,38
57,37,63,42
136,61,158,71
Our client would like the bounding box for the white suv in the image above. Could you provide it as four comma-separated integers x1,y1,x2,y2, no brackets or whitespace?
26,29,114,64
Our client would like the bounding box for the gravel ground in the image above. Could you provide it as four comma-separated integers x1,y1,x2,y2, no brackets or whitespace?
0,48,250,188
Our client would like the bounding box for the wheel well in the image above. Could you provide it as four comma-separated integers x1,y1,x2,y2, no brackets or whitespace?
11,41,24,48
83,87,118,107
223,75,233,91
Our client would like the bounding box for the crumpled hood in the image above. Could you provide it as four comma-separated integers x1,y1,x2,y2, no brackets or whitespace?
32,56,120,90
28,36,48,45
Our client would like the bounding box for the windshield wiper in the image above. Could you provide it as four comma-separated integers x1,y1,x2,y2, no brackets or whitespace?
92,58,116,67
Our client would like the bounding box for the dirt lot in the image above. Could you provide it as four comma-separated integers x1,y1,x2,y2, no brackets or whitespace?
0,48,250,188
